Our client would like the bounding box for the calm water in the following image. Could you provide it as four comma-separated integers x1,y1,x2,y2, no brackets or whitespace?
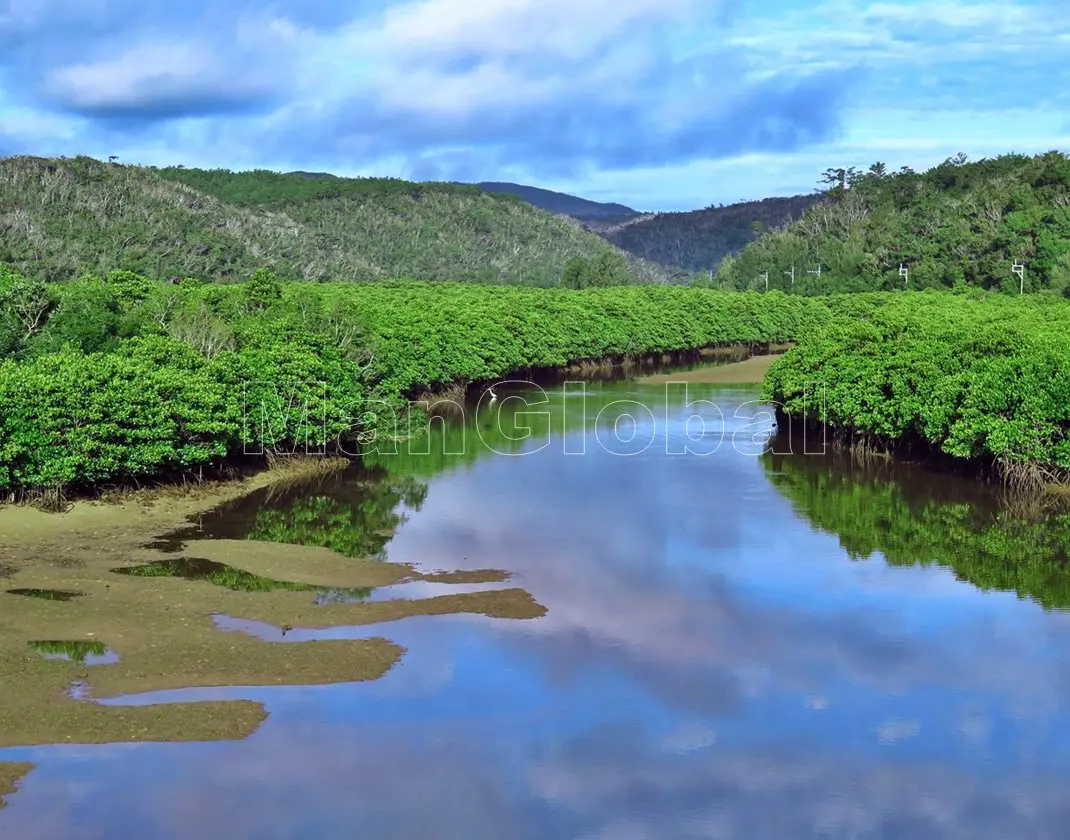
5,375,1070,838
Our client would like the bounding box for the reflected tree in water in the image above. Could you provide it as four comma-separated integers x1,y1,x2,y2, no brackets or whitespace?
27,640,108,663
169,466,429,560
763,445,1070,610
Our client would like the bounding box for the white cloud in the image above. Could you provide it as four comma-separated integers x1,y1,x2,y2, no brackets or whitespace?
1,0,1067,206
350,0,699,62
45,42,226,104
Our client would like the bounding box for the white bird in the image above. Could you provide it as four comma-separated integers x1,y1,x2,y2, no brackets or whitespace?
487,386,498,402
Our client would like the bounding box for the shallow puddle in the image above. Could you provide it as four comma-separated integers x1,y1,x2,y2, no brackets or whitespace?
111,556,374,600
5,588,81,601
314,579,512,605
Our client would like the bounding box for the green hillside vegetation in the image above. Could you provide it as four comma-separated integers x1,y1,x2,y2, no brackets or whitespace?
763,291,1070,485
763,449,1070,610
0,155,668,287
0,267,848,495
602,194,819,276
717,151,1070,294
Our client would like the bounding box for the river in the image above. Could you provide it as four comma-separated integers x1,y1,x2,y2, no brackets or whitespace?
2,367,1070,838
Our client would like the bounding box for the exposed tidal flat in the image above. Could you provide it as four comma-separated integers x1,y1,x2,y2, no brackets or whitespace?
0,458,542,758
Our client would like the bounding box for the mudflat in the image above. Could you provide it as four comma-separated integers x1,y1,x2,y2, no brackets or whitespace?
636,353,784,385
0,462,543,748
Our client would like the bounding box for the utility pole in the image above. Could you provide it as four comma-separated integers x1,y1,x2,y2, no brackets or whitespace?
899,263,909,289
1012,260,1025,294
785,264,795,289
758,270,768,292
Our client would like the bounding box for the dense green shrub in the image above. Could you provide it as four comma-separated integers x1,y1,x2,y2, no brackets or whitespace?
13,262,1067,493
0,336,232,489
763,291,1070,474
0,272,846,492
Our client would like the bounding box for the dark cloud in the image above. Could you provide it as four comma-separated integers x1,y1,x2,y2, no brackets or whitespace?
47,83,280,122
0,1,295,120
251,50,859,180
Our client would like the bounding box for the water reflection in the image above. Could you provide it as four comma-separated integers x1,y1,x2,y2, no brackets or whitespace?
5,589,82,602
112,556,374,601
5,378,1070,838
28,641,119,666
762,442,1070,610
150,468,428,559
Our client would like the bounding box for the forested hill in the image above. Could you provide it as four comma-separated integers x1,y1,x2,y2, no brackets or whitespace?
0,156,669,286
474,182,639,221
599,195,820,275
716,151,1070,294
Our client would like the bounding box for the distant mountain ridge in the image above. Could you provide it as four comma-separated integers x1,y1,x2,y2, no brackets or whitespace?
469,180,819,276
601,195,821,274
474,182,639,221
284,171,819,279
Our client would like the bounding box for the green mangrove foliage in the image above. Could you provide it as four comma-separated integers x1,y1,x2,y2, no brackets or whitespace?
718,151,1070,294
762,448,1070,610
343,282,843,395
1,272,845,492
762,292,1070,477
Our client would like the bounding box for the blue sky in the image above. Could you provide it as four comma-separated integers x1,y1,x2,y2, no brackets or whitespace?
0,0,1067,211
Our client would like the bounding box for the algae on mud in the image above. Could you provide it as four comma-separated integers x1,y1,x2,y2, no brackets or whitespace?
111,556,376,600
0,462,543,749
